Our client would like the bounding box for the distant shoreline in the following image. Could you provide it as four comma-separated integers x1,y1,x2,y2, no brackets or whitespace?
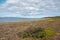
0,16,60,22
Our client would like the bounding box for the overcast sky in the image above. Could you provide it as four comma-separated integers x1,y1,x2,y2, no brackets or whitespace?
0,0,60,18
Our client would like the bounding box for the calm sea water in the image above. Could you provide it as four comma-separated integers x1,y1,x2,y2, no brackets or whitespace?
0,17,43,22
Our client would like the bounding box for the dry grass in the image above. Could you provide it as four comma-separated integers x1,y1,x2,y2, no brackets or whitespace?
0,16,60,40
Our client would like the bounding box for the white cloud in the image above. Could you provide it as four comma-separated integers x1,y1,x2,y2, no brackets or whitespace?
6,0,19,3
0,0,60,18
25,7,39,10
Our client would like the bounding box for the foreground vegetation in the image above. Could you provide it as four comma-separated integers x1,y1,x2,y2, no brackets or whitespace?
17,27,56,40
0,16,60,40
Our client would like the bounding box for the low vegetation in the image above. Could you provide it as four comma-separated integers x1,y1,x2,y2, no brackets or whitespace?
17,27,56,40
0,16,60,40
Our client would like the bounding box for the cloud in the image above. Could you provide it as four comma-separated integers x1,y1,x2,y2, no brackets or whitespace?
0,0,60,18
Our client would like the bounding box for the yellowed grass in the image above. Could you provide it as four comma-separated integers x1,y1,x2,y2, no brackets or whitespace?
0,17,60,40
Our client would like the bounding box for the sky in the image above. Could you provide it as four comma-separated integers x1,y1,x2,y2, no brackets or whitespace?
0,0,60,18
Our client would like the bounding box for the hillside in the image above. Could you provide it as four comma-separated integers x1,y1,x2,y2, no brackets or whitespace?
0,16,60,40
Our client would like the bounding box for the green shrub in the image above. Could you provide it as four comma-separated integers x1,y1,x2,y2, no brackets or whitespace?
45,29,56,37
17,28,56,39
31,28,45,38
18,32,29,38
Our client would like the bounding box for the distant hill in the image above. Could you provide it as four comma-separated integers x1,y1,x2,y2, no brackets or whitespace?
0,16,60,22
0,17,47,22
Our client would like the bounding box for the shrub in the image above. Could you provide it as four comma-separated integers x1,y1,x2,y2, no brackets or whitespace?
18,32,29,38
45,29,56,37
31,28,45,38
17,27,56,39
